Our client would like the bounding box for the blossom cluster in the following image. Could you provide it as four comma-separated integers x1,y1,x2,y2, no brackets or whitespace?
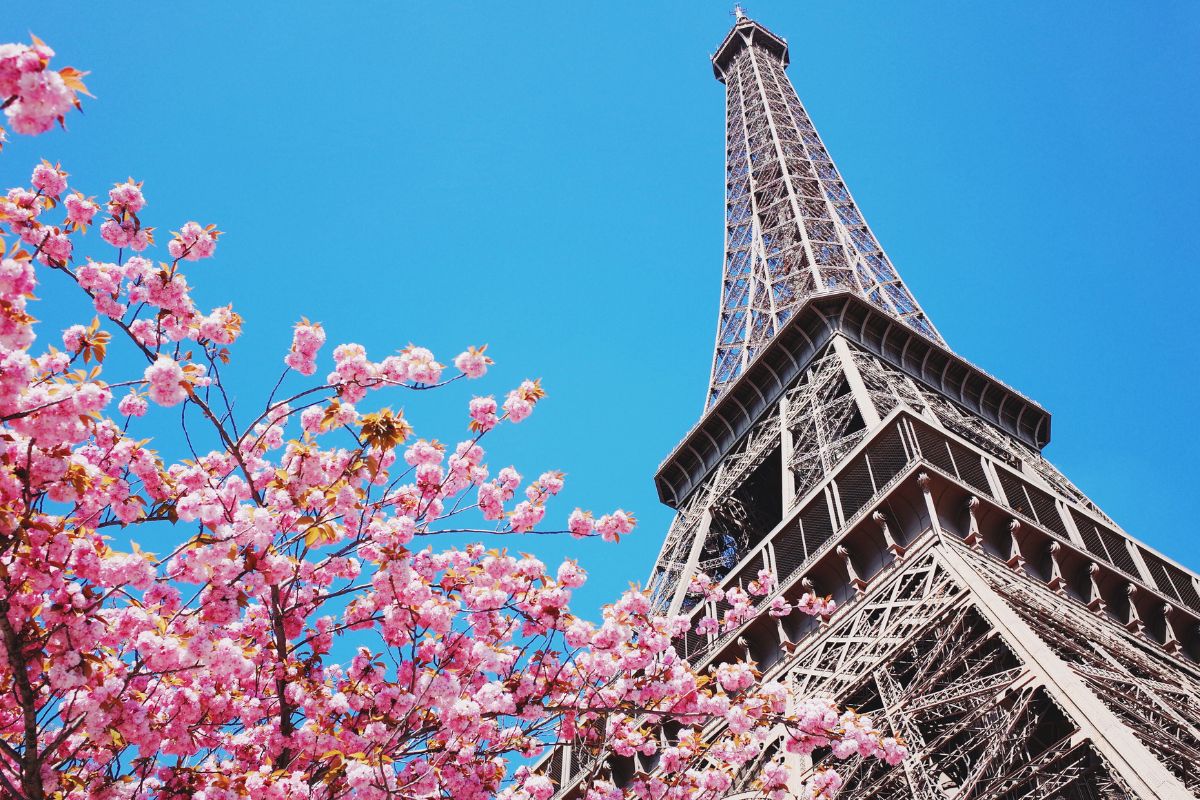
0,36,907,800
0,36,88,141
687,569,839,637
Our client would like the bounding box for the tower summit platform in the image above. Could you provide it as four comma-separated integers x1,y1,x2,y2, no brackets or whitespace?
712,9,789,80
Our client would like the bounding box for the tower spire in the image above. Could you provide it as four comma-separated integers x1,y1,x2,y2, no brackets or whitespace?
707,15,941,405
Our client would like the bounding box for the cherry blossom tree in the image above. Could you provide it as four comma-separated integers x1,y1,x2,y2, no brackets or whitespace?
0,37,906,800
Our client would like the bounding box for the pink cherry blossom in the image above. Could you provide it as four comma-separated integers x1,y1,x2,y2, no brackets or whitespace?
167,220,218,261
108,179,146,214
0,42,86,140
405,438,445,466
7,71,70,134
99,217,131,247
31,161,67,197
197,304,242,343
556,559,587,588
537,470,564,495
64,191,99,226
748,567,776,595
0,255,36,297
285,319,326,375
35,227,71,265
504,396,532,422
454,344,492,378
503,378,544,423
143,354,187,406
797,591,838,617
118,390,148,417
509,499,546,532
596,509,636,542
478,481,507,519
469,395,499,431
61,323,86,351
496,465,521,494
568,508,595,538
401,344,443,384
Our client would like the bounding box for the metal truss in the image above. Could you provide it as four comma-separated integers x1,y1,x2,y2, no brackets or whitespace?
784,346,866,508
708,14,941,404
785,547,966,701
647,490,708,611
845,345,929,420
735,545,1141,799
967,549,1200,793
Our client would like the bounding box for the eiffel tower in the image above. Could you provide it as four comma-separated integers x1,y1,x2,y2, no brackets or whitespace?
542,10,1200,800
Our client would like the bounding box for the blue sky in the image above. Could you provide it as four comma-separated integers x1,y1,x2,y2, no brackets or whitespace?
5,2,1198,617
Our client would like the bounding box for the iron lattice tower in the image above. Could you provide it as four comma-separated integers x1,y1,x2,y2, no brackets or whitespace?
706,11,940,405
543,12,1200,800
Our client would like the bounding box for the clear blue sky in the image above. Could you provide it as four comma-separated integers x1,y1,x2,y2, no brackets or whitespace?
5,2,1198,616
